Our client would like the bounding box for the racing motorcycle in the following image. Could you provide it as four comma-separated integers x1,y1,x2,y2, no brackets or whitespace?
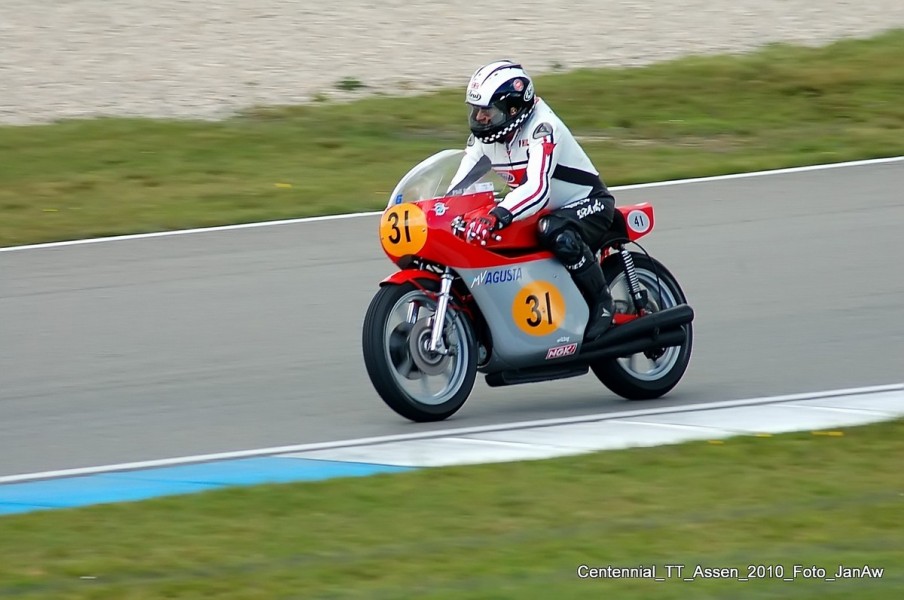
362,149,694,422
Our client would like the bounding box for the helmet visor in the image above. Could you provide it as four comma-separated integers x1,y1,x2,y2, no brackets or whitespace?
468,102,507,132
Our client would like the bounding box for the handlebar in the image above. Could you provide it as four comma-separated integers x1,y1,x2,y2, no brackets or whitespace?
450,216,502,245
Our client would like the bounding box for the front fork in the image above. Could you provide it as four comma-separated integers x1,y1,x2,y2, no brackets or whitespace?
428,268,454,353
404,268,454,354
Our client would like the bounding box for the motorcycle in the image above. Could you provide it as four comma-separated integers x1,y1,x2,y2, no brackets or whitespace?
362,149,694,422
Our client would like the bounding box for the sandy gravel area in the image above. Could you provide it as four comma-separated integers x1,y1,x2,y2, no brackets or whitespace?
1,1,902,125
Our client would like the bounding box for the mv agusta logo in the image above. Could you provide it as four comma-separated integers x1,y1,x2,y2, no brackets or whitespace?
471,267,522,287
546,343,578,360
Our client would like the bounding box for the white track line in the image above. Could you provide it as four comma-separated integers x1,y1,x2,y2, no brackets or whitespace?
1,383,901,484
2,155,902,254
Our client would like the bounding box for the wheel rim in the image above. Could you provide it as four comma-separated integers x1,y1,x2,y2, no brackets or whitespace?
609,268,685,381
382,290,470,406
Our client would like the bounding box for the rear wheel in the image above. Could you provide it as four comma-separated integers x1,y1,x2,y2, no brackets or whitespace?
591,252,693,400
362,279,478,422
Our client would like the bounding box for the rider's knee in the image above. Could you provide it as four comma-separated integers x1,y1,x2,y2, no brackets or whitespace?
538,220,582,260
553,229,586,264
537,213,568,248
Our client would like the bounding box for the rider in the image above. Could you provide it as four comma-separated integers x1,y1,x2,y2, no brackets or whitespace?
448,60,618,340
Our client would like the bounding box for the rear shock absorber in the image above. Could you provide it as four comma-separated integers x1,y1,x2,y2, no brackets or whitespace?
618,244,648,313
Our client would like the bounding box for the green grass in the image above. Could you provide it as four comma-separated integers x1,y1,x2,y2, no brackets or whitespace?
1,418,902,599
2,29,903,247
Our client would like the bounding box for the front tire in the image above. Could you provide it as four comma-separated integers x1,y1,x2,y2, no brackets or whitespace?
591,252,693,400
362,279,478,422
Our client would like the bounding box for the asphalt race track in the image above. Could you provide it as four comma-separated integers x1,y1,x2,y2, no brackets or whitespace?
1,160,903,477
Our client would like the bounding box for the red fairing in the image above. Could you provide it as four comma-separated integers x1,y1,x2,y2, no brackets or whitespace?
380,191,551,270
379,191,657,271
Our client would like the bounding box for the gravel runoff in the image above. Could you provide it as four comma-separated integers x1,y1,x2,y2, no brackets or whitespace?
1,1,903,125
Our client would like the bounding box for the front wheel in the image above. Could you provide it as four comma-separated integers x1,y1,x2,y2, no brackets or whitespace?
362,279,478,422
591,252,693,400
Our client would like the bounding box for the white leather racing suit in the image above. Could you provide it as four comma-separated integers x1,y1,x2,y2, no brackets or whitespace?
448,97,609,222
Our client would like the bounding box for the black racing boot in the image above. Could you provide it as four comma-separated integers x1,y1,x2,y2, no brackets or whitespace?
570,252,615,341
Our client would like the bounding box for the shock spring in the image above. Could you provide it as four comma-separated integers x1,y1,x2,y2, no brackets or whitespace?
620,246,647,312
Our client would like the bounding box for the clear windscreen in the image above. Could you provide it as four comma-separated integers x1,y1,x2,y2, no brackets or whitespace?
387,149,506,207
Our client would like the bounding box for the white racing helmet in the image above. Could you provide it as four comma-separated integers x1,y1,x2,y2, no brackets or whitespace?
465,60,536,143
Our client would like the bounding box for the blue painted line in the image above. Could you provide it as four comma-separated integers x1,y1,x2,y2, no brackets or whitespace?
0,457,414,516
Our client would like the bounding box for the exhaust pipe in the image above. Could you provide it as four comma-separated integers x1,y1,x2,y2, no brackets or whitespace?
580,304,694,354
483,305,693,386
576,327,688,363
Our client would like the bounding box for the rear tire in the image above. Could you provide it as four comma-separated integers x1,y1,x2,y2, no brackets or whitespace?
591,252,693,400
362,279,478,422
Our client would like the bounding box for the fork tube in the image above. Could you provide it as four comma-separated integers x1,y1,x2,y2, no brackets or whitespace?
429,269,454,352
406,301,420,324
